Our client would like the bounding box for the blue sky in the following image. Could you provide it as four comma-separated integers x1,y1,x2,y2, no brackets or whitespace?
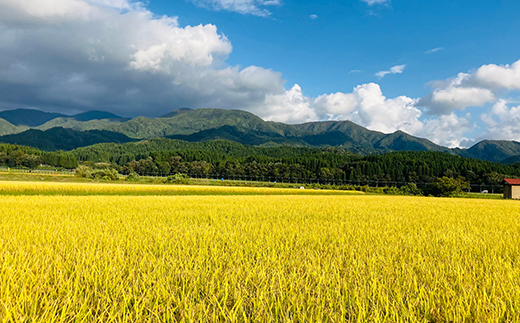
0,0,520,147
148,0,520,98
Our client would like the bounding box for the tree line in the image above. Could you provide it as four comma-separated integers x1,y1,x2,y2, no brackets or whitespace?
0,144,78,169
3,138,520,186
74,140,520,185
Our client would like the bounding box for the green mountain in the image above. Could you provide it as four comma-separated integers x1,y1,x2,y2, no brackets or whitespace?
159,108,193,118
0,127,135,151
167,125,296,146
72,110,123,122
2,107,520,162
34,109,285,139
0,118,28,136
373,131,448,152
0,109,68,127
501,155,520,165
459,140,520,163
0,108,122,127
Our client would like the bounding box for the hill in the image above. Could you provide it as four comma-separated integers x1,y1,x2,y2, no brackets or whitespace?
0,108,123,127
0,127,135,151
159,108,193,118
501,155,520,164
458,140,520,163
0,118,28,136
2,107,520,162
36,108,443,155
72,110,123,121
0,109,68,127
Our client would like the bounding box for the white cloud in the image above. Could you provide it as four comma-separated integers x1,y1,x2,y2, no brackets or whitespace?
425,47,443,54
420,82,496,115
262,84,317,123
128,23,232,72
309,14,318,20
0,0,95,21
478,99,520,141
313,83,422,134
375,64,405,79
420,113,472,148
420,59,520,115
473,60,520,91
361,0,388,5
190,0,280,17
0,0,283,116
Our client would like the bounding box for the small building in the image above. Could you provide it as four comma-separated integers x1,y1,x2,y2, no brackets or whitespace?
503,178,520,199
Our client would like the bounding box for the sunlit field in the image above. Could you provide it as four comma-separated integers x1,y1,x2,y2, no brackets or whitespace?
0,181,364,196
1,182,519,322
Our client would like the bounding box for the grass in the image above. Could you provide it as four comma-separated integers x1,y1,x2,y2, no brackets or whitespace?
0,183,519,321
466,192,503,199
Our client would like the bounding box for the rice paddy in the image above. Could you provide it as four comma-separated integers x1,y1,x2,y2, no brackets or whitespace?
0,181,519,322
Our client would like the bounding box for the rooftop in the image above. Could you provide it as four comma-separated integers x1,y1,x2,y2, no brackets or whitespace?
504,178,520,185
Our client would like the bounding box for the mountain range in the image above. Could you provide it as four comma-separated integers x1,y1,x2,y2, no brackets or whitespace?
1,107,520,163
0,109,124,127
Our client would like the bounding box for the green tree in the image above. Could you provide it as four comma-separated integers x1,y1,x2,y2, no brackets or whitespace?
429,176,470,197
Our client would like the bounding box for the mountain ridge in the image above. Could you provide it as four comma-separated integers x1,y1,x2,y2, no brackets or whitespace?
0,107,519,162
0,127,135,151
0,108,123,127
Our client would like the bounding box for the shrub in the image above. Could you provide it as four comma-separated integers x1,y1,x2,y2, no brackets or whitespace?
383,187,400,195
75,165,119,181
91,168,119,181
126,172,140,181
427,176,470,197
166,173,190,184
399,183,422,196
75,165,94,178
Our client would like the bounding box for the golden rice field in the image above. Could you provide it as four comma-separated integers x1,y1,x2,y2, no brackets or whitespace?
0,181,363,196
0,181,519,322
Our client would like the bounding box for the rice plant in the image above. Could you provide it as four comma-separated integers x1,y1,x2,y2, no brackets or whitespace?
0,183,519,322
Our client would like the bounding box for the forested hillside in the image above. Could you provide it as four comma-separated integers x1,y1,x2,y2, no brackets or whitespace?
74,139,520,184
0,128,135,151
2,108,520,162
0,144,78,168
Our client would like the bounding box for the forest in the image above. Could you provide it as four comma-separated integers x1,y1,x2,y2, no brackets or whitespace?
1,139,518,185
73,140,520,185
0,144,78,169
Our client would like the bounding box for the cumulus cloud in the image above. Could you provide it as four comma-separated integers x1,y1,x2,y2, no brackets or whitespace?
420,59,520,115
478,99,520,141
419,75,496,115
313,83,422,134
0,0,286,116
309,14,318,20
375,64,405,79
190,0,280,17
262,84,317,123
420,113,472,148
473,60,520,91
307,82,475,148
